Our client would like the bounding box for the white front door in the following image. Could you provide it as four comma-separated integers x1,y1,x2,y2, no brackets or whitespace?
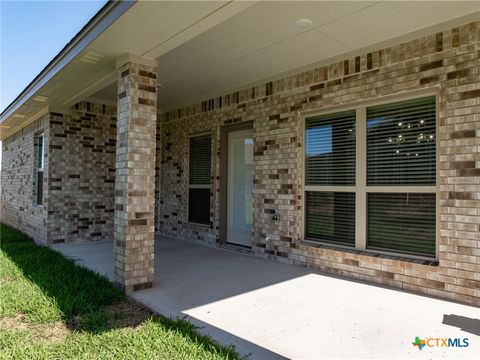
227,129,253,247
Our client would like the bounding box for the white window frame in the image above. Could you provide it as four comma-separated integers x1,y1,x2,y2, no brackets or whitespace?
187,131,212,225
301,89,439,260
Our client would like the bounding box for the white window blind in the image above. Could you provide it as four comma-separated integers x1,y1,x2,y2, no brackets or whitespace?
305,110,356,246
304,95,437,258
305,110,356,186
366,96,436,257
367,96,436,186
367,193,436,256
306,191,355,246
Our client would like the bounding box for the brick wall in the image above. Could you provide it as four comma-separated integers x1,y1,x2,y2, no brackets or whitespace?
47,102,117,243
159,21,480,305
158,117,218,244
1,115,49,243
1,20,478,305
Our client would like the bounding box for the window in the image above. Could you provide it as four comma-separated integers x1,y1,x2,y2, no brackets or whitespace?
305,111,356,246
304,95,437,258
305,191,355,245
366,97,436,256
188,134,212,224
367,193,436,256
367,97,436,186
34,132,45,205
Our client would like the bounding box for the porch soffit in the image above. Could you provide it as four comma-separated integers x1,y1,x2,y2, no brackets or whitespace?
1,1,479,140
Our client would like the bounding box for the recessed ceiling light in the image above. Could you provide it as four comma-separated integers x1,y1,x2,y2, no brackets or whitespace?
295,18,313,29
33,95,48,102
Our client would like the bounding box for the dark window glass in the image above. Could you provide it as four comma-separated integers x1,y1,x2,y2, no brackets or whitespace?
37,171,44,205
305,191,355,246
188,188,210,224
367,193,436,257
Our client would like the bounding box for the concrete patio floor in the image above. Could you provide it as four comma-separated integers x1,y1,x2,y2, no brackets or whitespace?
53,237,479,359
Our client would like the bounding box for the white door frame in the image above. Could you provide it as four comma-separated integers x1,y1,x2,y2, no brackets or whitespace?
227,128,253,247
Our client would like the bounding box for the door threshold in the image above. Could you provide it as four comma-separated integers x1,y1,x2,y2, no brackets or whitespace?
222,242,253,254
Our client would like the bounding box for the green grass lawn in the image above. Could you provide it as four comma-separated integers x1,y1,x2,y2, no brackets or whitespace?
0,223,239,360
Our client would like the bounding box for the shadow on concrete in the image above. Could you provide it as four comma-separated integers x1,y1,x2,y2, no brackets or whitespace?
443,314,480,336
2,224,286,359
52,235,480,359
150,237,312,309
54,236,480,318
56,236,314,312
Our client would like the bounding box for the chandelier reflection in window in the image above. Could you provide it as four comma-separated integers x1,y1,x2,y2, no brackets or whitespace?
387,118,434,158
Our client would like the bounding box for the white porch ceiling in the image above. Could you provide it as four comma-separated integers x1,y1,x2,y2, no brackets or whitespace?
90,0,480,110
2,1,479,138
154,0,480,110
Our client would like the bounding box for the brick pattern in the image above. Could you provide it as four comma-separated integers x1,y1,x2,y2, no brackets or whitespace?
47,102,117,244
159,21,480,305
1,115,49,243
154,110,162,232
1,20,479,304
114,61,157,293
158,117,217,244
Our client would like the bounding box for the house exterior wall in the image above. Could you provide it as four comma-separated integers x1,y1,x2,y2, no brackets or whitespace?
1,20,478,305
1,115,50,243
0,103,118,244
158,20,480,305
47,102,117,244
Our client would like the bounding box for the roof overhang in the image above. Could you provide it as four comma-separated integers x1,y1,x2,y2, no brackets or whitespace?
0,1,135,139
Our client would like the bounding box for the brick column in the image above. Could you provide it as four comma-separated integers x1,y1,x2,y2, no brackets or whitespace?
114,58,157,293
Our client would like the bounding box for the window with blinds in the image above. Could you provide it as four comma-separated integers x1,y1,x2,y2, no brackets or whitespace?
189,135,211,185
367,96,436,186
304,95,437,258
368,193,436,256
188,134,212,224
305,110,356,246
306,111,356,186
366,96,436,257
34,132,44,205
188,134,211,224
306,192,355,246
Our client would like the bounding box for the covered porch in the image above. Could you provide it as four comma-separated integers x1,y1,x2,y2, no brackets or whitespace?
1,2,479,298
1,1,480,339
53,237,480,359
